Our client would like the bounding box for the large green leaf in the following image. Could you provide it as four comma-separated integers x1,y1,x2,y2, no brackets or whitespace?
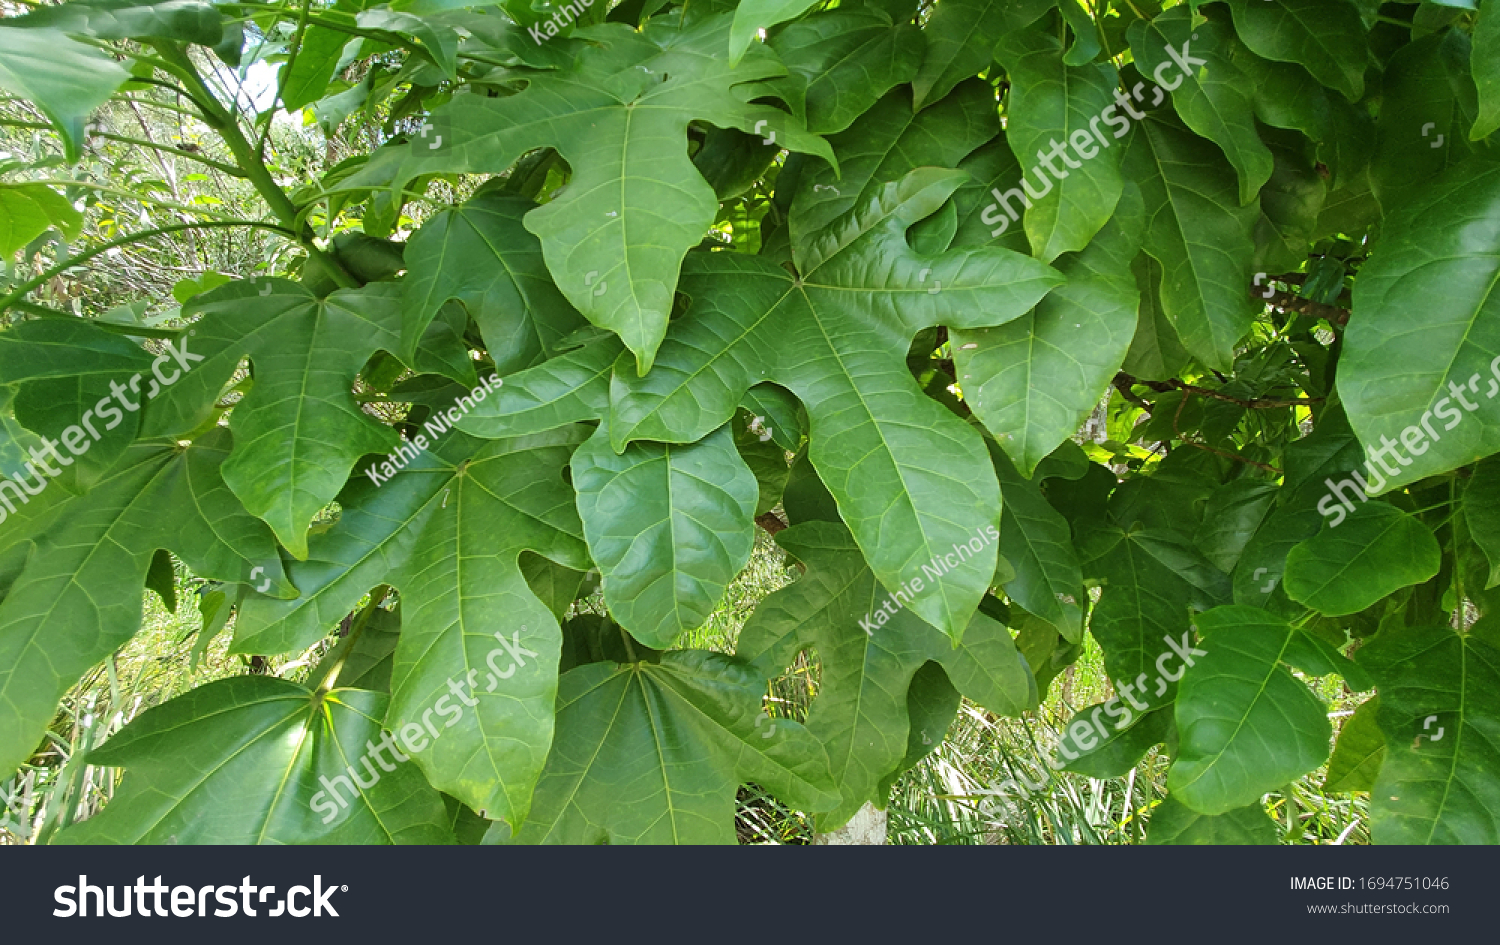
1223,0,1369,102
1168,605,1342,814
1340,160,1500,492
0,26,127,161
56,677,451,844
609,168,1062,639
996,28,1124,260
142,280,413,558
402,189,584,374
500,651,840,844
341,15,833,374
572,420,757,648
0,431,291,784
953,182,1142,474
1123,112,1258,372
739,522,1037,827
1284,503,1442,616
1360,626,1500,844
236,427,593,829
1130,7,1271,207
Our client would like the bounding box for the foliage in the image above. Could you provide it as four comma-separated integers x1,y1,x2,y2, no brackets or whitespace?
1,0,1498,846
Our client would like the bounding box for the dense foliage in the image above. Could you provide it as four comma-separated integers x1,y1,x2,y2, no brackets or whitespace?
1,0,1498,845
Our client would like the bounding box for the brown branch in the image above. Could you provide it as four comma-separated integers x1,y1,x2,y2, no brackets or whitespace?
755,511,788,535
1253,285,1350,327
1172,389,1283,476
1114,372,1321,410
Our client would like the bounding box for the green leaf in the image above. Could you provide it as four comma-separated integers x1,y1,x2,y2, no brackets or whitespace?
1324,696,1385,793
1062,705,1171,778
912,0,1048,110
1123,112,1258,372
987,441,1085,643
500,651,840,843
739,522,1036,827
403,190,585,374
341,15,834,374
56,677,451,844
954,182,1143,475
1340,160,1500,492
1359,626,1500,843
0,432,291,783
734,414,791,515
789,79,999,269
458,336,621,439
572,421,757,648
996,28,1124,261
1085,526,1231,686
877,661,961,795
8,0,222,45
1129,8,1272,207
1223,0,1369,102
1368,30,1482,212
610,168,1062,639
1464,455,1500,589
740,383,803,452
0,26,127,162
768,8,924,136
1284,503,1442,616
1475,1,1500,140
950,135,1032,254
1194,479,1279,575
356,7,460,79
1168,605,1334,814
281,26,353,112
727,0,818,64
0,183,82,254
1146,795,1276,844
238,428,593,829
1121,253,1190,379
143,280,409,558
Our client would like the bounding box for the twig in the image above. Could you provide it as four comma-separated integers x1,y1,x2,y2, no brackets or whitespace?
1172,389,1283,475
1114,372,1322,410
